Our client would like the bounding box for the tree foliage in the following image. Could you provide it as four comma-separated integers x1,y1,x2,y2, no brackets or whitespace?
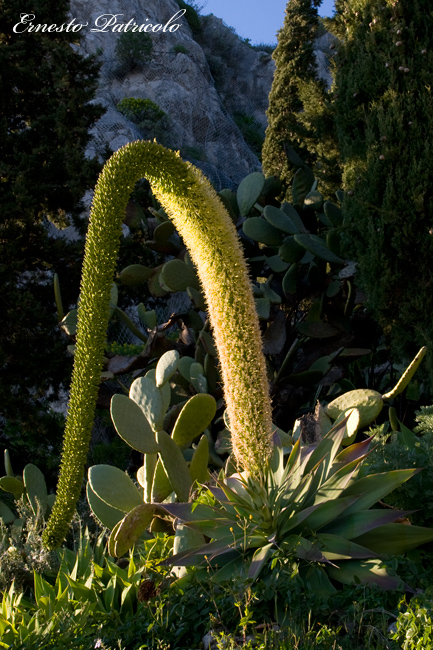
262,0,326,200
0,0,103,453
332,0,433,386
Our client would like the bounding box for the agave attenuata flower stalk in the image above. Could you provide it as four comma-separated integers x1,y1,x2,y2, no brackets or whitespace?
43,141,272,550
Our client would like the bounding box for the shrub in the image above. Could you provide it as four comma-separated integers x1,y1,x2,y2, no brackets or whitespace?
115,31,153,74
233,112,265,159
173,43,188,54
360,407,433,528
116,97,170,144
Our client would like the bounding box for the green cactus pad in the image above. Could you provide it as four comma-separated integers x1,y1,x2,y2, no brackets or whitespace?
261,279,282,305
110,503,160,557
138,303,157,330
119,264,153,286
292,166,315,207
187,286,206,311
0,476,25,496
4,450,13,477
86,481,125,530
294,234,343,264
237,171,265,217
326,229,341,257
148,266,169,298
178,356,196,382
53,273,64,321
280,202,307,233
130,376,164,432
263,205,300,234
156,350,180,388
145,368,171,416
282,264,298,296
243,217,284,247
304,190,324,211
279,236,305,263
324,201,343,226
23,464,47,516
382,347,427,401
153,220,176,243
218,189,239,223
325,389,383,428
204,353,220,394
265,255,289,273
0,500,15,525
255,297,271,320
88,465,142,512
60,309,78,337
189,435,210,483
157,431,192,502
161,259,200,293
151,458,173,502
110,394,159,454
199,331,218,357
172,393,217,447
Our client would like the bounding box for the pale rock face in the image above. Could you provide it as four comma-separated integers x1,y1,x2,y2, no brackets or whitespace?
70,0,335,189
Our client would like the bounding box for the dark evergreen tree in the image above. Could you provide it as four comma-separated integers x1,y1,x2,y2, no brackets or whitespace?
0,0,103,463
332,0,433,387
262,0,326,200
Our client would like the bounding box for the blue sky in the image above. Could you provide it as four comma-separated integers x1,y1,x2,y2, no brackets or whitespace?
198,0,335,45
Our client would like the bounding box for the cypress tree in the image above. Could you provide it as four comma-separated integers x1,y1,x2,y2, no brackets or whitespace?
0,0,103,458
262,0,325,200
332,0,433,386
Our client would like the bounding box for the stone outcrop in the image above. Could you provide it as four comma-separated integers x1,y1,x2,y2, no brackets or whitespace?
70,0,335,190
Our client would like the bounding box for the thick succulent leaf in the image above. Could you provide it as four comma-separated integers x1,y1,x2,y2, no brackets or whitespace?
263,205,300,235
161,502,224,522
161,535,241,567
210,556,246,584
157,431,192,502
280,536,331,564
283,472,316,516
326,559,404,590
151,459,173,502
0,500,17,525
237,171,265,216
330,436,375,474
140,452,158,503
314,457,366,505
129,376,164,432
298,496,359,533
304,414,350,478
0,476,25,496
110,394,159,454
155,350,180,388
269,434,284,486
171,394,217,447
248,543,275,580
107,520,123,557
323,509,415,540
341,469,422,516
382,346,427,400
317,533,379,560
86,482,124,531
189,435,210,484
23,464,47,515
112,504,160,557
88,465,142,512
277,502,322,537
353,523,433,555
280,438,302,494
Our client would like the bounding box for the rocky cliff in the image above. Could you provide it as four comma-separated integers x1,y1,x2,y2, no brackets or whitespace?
70,0,335,190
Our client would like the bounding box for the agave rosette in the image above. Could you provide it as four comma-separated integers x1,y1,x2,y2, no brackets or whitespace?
161,414,433,589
